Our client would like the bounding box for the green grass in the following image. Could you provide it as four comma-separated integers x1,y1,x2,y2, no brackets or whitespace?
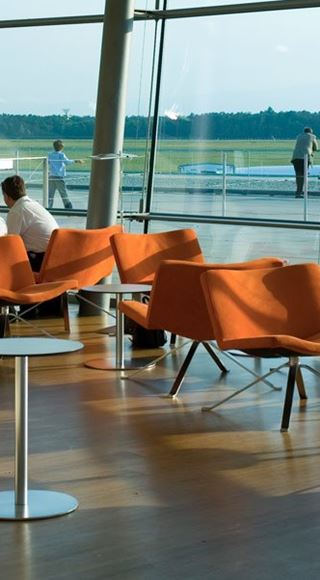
0,138,297,174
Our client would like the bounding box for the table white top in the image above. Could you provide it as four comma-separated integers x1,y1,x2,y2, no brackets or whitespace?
82,284,152,294
0,338,83,357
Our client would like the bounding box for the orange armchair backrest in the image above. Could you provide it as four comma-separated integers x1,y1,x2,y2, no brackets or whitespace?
145,256,286,342
0,235,35,290
37,225,122,288
110,228,204,284
201,263,320,347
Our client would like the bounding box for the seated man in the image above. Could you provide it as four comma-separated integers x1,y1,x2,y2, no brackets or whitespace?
1,175,60,317
0,216,7,235
1,174,58,271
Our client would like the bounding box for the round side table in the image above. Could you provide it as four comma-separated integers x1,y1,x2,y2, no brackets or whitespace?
0,337,83,521
83,283,152,370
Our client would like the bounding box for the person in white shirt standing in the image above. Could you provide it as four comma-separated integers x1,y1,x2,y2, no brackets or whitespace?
1,174,58,272
48,139,83,209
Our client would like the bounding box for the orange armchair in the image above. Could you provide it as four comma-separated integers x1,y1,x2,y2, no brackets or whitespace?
200,263,320,430
0,235,77,336
110,228,204,284
36,225,122,330
110,228,204,345
119,256,286,396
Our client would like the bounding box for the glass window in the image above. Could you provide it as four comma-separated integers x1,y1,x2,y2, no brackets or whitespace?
0,22,102,211
0,1,104,19
135,0,157,9
150,7,320,222
122,19,158,215
0,14,157,216
166,1,288,7
144,219,320,266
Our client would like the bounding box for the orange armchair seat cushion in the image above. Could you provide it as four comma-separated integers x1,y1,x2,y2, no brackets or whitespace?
0,280,78,304
119,300,149,328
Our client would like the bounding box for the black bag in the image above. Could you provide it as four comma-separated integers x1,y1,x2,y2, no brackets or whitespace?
124,294,167,349
130,323,167,349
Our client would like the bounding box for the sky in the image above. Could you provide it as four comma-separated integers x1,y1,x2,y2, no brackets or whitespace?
0,2,320,117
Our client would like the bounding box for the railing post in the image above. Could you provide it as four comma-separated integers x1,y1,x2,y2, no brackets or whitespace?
222,152,227,216
15,150,19,174
303,153,308,221
43,157,49,208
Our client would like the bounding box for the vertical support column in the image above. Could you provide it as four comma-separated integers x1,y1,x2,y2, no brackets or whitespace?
144,0,167,233
15,356,28,506
87,0,135,229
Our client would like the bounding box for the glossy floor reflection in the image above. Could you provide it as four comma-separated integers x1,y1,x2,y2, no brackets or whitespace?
0,313,319,579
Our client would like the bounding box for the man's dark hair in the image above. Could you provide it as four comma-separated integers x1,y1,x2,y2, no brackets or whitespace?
53,139,64,151
304,127,313,134
1,175,26,200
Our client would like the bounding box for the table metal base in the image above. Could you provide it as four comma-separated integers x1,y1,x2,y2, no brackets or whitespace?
82,284,152,372
85,357,156,371
98,325,116,335
0,490,78,521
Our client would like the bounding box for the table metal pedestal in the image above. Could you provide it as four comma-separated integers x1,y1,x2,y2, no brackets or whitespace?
83,283,152,371
0,337,83,521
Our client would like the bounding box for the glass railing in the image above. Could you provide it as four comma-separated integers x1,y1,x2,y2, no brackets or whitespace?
150,146,320,222
2,145,320,221
141,217,320,266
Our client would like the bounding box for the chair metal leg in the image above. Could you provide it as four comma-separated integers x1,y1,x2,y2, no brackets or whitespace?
61,293,70,333
202,363,283,412
15,304,39,321
296,365,307,400
280,357,298,432
220,348,283,392
123,338,193,380
68,291,115,319
10,311,55,338
202,342,229,373
3,299,69,338
169,341,228,397
0,306,11,338
269,358,320,399
299,363,320,379
170,333,177,346
169,341,200,397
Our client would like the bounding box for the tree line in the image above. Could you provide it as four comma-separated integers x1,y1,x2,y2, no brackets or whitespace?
1,108,320,140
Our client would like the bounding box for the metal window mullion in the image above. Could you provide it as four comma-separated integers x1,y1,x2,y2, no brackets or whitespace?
144,0,167,233
137,1,320,20
2,1,320,29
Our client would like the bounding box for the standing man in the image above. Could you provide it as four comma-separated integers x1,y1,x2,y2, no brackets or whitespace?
1,174,58,272
291,127,318,198
48,139,83,209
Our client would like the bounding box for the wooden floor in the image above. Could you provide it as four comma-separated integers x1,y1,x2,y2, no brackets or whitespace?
1,312,320,579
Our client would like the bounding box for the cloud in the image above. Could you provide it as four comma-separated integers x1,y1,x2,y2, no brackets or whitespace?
275,44,289,53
